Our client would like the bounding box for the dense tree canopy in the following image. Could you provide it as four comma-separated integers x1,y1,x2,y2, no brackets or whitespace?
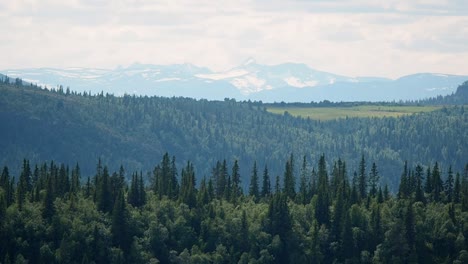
0,81,467,192
0,156,467,263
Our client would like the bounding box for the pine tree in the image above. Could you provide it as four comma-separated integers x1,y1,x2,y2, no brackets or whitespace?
249,161,259,200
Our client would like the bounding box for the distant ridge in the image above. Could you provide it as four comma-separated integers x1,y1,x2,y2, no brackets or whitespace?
2,60,467,102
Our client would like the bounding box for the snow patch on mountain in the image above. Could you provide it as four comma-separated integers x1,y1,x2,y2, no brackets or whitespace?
284,77,318,88
196,69,249,80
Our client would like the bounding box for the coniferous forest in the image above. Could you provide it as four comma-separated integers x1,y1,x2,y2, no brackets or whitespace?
1,155,468,264
0,78,468,263
0,80,467,191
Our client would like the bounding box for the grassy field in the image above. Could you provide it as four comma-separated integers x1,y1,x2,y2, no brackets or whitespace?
266,105,444,120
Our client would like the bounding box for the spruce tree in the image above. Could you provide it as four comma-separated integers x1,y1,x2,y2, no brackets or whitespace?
71,163,81,194
231,160,241,203
358,154,367,200
369,162,379,197
414,165,425,203
315,155,330,226
179,161,197,208
97,166,112,213
249,161,259,200
454,173,461,203
111,189,132,255
445,166,454,202
432,162,443,202
298,156,308,204
42,176,55,220
283,155,295,199
261,165,271,197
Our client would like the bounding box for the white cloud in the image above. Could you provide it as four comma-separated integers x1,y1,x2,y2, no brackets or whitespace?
1,0,467,78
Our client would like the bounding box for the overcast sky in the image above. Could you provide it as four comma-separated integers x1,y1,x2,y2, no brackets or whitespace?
1,0,467,78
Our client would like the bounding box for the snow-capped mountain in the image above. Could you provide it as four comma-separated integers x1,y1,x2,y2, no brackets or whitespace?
2,59,467,102
196,57,355,95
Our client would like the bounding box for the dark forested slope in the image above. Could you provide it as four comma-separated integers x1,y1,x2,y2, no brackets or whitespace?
0,81,466,190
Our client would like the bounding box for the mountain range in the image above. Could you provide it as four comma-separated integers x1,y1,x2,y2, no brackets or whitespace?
2,58,467,102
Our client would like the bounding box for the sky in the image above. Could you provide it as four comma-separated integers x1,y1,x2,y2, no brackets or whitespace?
1,0,467,78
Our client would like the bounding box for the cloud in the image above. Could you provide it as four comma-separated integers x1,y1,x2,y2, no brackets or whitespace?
1,0,467,78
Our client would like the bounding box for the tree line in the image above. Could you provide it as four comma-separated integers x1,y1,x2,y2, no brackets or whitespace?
1,155,468,263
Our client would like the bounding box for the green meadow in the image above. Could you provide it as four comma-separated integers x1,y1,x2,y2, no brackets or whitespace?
267,105,444,120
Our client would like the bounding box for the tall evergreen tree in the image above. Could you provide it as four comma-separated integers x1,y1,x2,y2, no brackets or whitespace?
445,166,454,202
179,161,197,208
261,165,271,197
358,154,367,200
111,189,132,255
315,155,330,226
71,163,81,194
17,159,32,210
424,166,433,201
97,166,112,213
331,185,345,241
283,154,295,199
231,160,242,203
169,156,179,200
42,176,55,220
249,161,259,200
369,162,379,197
398,162,410,199
0,167,13,207
297,156,309,204
453,173,461,203
414,164,425,203
432,162,443,202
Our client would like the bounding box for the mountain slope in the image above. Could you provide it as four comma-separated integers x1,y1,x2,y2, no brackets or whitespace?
0,82,466,191
3,60,467,102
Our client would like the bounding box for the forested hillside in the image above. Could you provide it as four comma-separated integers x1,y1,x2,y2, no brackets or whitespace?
0,156,467,263
0,80,467,190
